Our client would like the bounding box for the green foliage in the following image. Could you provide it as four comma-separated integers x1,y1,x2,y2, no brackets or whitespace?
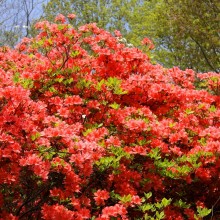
209,105,217,113
76,78,92,89
130,0,220,72
174,199,190,209
38,146,56,160
42,0,138,36
148,148,161,160
0,29,20,48
31,132,41,141
13,72,34,89
196,207,212,219
95,146,131,172
140,195,171,220
106,77,127,95
118,194,132,204
109,102,120,110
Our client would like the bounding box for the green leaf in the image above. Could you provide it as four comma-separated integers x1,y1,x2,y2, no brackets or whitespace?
21,78,34,89
210,76,218,83
49,86,57,93
185,108,194,115
70,50,80,57
110,191,121,200
161,198,172,207
156,211,165,220
109,102,120,109
119,194,132,203
97,123,103,128
31,132,41,141
148,147,161,160
209,105,217,112
36,39,44,46
13,72,20,83
144,192,152,200
177,165,192,175
77,78,91,89
155,202,163,209
174,199,190,208
58,149,69,158
138,138,151,146
114,87,128,95
95,156,119,171
198,137,207,146
141,203,154,212
96,79,106,91
144,213,154,220
197,207,211,218
169,122,176,128
63,78,73,85
57,24,65,30
83,128,93,136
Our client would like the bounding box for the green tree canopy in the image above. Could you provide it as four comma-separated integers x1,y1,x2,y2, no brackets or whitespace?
41,0,140,36
131,0,220,72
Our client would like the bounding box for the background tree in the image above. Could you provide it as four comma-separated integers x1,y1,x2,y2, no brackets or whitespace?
0,0,46,47
41,0,141,36
130,0,220,72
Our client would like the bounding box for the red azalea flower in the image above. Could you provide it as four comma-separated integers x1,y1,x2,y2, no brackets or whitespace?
67,14,76,20
94,190,110,206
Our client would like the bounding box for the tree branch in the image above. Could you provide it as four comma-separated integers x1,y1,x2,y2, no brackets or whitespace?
190,36,218,72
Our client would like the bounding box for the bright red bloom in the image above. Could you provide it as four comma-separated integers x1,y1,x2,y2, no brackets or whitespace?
41,204,74,220
55,14,66,23
67,14,76,20
101,204,127,219
94,189,110,206
141,37,154,49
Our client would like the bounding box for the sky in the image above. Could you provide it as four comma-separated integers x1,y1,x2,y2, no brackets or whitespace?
1,0,49,32
0,0,49,45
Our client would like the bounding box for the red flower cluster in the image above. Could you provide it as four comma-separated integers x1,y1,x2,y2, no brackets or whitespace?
94,189,110,206
0,14,219,219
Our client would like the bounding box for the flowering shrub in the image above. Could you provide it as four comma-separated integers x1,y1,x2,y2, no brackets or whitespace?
0,14,219,219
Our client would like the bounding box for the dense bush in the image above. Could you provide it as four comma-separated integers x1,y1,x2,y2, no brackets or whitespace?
0,14,219,219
